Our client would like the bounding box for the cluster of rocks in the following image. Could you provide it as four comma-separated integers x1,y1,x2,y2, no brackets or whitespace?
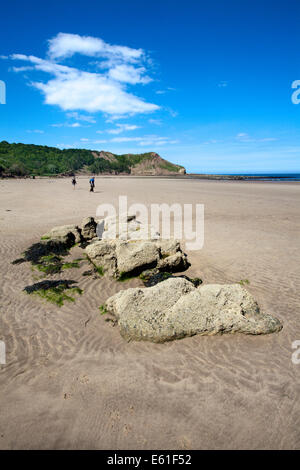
42,214,190,279
38,213,283,341
86,237,189,279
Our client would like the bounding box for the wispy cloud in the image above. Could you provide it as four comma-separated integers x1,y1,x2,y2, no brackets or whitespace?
48,32,143,63
51,122,82,128
66,112,96,123
235,132,277,143
110,135,178,146
148,118,162,126
9,33,159,117
100,123,140,134
218,81,228,88
77,135,178,147
26,129,44,134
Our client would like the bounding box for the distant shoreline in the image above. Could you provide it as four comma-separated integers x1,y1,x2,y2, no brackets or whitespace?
1,173,300,181
186,173,300,181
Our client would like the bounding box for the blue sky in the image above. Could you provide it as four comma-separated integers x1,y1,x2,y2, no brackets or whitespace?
1,0,300,173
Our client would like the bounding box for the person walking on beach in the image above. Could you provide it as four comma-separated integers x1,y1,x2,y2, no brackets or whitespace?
89,176,95,192
72,176,77,189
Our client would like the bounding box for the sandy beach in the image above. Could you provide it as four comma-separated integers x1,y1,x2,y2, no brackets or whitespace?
0,177,299,449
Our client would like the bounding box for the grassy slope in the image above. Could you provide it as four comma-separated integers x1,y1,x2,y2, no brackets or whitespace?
0,141,184,176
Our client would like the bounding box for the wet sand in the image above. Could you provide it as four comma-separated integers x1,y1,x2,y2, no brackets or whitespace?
0,177,299,449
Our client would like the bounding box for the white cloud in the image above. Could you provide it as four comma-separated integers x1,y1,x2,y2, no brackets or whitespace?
165,107,178,117
110,135,178,146
56,143,77,149
149,118,162,125
51,122,82,128
66,112,96,123
80,138,107,143
62,135,178,148
156,87,176,95
32,71,158,114
26,129,44,134
105,123,140,134
48,33,143,63
108,64,151,84
235,132,278,143
9,34,159,117
11,66,35,72
110,136,142,143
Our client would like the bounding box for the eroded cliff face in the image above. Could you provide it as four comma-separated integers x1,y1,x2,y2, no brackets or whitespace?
130,152,185,175
92,150,186,175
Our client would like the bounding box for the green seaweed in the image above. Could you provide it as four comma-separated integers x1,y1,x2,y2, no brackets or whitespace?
239,279,250,285
34,254,62,274
95,266,104,276
24,280,82,307
62,260,81,270
99,304,108,315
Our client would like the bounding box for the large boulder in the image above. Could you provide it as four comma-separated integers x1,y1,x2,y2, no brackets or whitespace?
85,240,117,276
42,224,81,245
105,278,283,342
116,240,160,275
85,238,189,278
90,215,189,277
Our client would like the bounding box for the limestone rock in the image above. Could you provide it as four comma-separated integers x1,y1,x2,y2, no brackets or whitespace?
80,217,97,240
99,214,159,241
156,239,189,271
85,239,117,276
85,237,189,278
105,278,283,342
116,240,160,275
42,224,81,245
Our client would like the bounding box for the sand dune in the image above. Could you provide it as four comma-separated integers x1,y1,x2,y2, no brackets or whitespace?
0,177,299,449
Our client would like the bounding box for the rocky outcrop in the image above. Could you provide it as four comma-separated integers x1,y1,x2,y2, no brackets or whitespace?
85,238,189,278
105,278,283,342
21,212,283,343
85,214,189,278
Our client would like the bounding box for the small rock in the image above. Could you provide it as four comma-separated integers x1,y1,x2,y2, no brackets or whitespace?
42,224,81,245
